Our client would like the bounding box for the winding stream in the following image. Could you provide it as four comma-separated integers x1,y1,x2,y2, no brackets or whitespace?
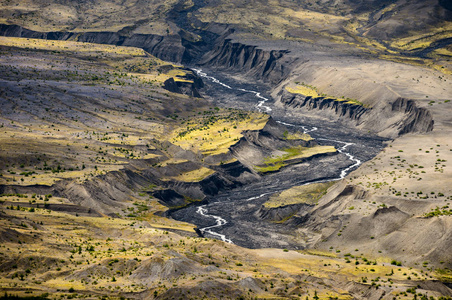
181,68,373,245
196,206,233,243
318,138,362,179
193,68,273,113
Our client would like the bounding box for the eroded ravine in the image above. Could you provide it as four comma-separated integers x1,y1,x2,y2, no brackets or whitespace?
170,68,385,248
0,17,386,247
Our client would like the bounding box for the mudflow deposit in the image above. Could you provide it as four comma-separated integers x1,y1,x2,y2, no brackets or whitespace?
0,0,452,299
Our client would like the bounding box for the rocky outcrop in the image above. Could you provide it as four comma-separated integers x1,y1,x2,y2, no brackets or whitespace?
230,117,319,171
278,89,434,137
163,70,204,98
199,39,293,85
152,189,188,208
0,169,150,216
164,173,236,201
257,203,311,222
217,160,254,177
391,97,434,134
279,90,368,122
3,200,103,217
0,24,65,39
53,169,150,216
240,116,316,150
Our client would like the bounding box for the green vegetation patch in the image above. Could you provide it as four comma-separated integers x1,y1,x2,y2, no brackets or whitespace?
164,167,215,182
436,268,452,283
172,109,268,156
286,82,365,107
424,206,452,218
283,130,313,141
264,181,335,208
255,145,336,173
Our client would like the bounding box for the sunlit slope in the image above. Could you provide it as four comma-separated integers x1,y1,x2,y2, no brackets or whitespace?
0,193,448,299
0,36,292,208
0,0,179,34
0,37,198,187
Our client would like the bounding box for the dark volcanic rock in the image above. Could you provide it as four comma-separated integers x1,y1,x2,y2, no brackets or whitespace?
257,203,311,222
278,89,434,137
153,189,187,208
279,90,368,122
199,39,294,85
391,97,434,134
163,74,203,98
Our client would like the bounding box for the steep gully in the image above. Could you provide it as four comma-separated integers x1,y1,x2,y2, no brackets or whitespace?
169,69,382,248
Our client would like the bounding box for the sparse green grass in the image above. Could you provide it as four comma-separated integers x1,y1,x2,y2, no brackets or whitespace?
255,145,336,173
264,182,335,208
424,206,452,218
284,130,313,141
255,162,287,173
172,109,269,156
164,167,215,182
0,37,213,187
285,83,365,106
286,84,319,97
0,196,438,299
435,268,452,283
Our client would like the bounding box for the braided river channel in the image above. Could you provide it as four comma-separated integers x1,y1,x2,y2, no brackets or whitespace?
169,68,387,249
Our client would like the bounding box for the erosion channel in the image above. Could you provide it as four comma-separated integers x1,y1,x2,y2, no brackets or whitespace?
169,68,387,249
0,23,388,250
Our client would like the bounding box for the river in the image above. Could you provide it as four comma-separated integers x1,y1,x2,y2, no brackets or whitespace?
169,68,385,248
